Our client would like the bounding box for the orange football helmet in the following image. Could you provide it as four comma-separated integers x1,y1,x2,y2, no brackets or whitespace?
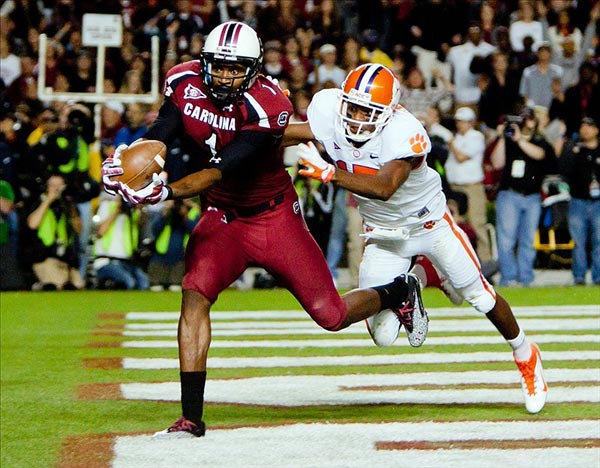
337,64,400,142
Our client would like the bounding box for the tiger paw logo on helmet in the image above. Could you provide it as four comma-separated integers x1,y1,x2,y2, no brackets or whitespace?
410,133,428,153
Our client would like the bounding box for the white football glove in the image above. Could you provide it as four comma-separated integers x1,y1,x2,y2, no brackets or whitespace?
101,144,127,196
265,75,290,96
297,141,335,183
118,173,171,206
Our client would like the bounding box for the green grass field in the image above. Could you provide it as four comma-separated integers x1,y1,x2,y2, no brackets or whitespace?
1,286,599,468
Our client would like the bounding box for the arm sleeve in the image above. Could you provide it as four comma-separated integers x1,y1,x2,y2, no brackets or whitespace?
207,130,281,178
144,99,182,146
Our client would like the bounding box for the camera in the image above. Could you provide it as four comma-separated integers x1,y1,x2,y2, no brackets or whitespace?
503,115,523,138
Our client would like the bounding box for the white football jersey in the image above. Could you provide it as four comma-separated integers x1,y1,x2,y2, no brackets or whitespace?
307,88,445,230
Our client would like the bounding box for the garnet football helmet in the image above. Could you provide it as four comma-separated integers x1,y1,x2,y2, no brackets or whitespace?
201,21,263,103
337,64,400,142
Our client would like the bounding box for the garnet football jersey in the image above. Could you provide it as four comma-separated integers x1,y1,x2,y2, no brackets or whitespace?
306,88,445,230
162,60,293,208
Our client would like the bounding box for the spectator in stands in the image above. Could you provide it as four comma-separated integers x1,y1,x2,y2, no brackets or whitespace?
0,36,22,89
554,61,600,138
100,101,125,143
281,35,312,77
25,173,85,290
164,0,204,56
478,51,522,132
114,102,149,147
148,198,200,292
310,0,342,47
307,43,346,94
519,41,563,109
257,0,301,42
359,29,393,68
92,194,149,290
407,0,463,60
325,187,362,289
262,40,286,82
339,36,361,73
446,107,492,262
548,9,583,56
509,0,546,53
558,117,600,285
118,69,146,95
445,23,496,109
68,49,96,93
399,66,453,118
491,108,556,286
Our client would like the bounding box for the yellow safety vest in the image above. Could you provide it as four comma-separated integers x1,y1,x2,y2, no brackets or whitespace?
98,202,140,257
37,208,68,247
154,206,200,254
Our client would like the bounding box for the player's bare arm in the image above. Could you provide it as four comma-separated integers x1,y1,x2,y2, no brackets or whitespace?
332,158,415,201
283,121,314,146
169,168,223,199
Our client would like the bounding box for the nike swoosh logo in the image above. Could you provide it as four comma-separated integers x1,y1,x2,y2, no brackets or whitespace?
369,154,378,159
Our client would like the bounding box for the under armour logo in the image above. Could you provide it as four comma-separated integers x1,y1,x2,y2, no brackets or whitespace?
222,104,234,112
210,156,222,164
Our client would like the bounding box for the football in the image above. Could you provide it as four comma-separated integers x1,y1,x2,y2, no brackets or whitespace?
114,139,167,190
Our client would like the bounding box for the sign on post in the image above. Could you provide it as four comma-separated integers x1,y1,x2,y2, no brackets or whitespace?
82,14,123,47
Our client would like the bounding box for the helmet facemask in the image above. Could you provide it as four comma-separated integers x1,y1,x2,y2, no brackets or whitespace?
200,21,264,104
336,64,400,143
337,91,393,142
201,54,262,103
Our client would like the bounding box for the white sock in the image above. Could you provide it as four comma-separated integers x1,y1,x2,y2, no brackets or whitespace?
508,329,532,361
410,264,428,288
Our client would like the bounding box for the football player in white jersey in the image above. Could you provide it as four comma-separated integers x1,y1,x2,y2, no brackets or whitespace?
284,63,547,414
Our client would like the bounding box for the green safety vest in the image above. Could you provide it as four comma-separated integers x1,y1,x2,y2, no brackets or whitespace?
154,206,200,254
37,208,69,247
98,202,140,257
56,135,89,174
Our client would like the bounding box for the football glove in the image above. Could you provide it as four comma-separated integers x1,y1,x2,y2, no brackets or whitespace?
101,144,127,196
118,173,171,206
297,141,335,183
265,75,290,97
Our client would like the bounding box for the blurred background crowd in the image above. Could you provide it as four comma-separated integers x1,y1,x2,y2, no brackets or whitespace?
1,0,599,292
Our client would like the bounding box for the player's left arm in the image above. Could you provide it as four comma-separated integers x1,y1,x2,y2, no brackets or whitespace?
333,157,419,201
168,130,280,199
298,142,420,200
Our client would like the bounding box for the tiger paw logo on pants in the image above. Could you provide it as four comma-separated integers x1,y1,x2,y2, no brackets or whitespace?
410,134,428,153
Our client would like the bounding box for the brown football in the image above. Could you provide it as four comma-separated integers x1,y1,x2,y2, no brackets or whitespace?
114,140,167,190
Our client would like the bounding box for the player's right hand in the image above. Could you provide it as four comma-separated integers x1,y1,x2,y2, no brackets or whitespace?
118,174,170,206
102,144,127,196
297,142,336,183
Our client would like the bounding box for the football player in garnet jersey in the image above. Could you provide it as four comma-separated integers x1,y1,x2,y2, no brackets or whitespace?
102,22,429,438
284,63,548,414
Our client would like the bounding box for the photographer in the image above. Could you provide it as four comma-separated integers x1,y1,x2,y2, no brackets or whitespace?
558,117,600,285
491,108,556,286
147,198,200,292
92,194,149,290
25,174,85,290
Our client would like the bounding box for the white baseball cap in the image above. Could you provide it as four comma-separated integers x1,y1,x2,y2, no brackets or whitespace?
454,107,476,121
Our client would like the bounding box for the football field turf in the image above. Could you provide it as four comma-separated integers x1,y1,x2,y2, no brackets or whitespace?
1,286,599,467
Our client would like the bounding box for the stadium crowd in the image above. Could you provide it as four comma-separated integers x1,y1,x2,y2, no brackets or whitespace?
1,0,599,291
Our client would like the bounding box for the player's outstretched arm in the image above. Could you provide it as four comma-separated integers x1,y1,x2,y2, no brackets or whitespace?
282,122,315,147
297,141,414,201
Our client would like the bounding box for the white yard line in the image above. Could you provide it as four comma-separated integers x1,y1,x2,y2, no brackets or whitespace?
125,305,600,321
122,331,600,348
120,378,598,406
112,421,600,468
120,351,599,369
